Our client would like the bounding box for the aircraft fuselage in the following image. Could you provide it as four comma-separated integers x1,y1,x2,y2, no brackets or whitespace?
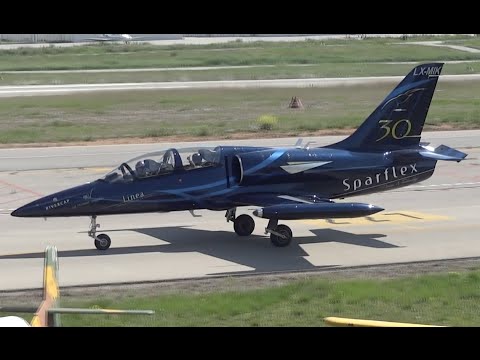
11,145,436,218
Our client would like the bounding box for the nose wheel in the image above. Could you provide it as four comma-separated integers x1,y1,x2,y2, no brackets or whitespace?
88,216,111,250
94,234,111,250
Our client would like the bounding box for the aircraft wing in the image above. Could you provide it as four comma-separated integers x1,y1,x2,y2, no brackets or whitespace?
84,37,114,42
84,36,149,42
233,193,333,207
233,193,383,220
85,38,118,42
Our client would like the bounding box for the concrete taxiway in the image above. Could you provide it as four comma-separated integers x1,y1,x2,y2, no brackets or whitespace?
1,75,480,98
0,132,479,291
0,34,415,51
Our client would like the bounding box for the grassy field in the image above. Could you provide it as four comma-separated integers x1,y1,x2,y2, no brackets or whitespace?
6,269,480,326
0,79,478,144
1,36,478,145
2,62,480,86
1,37,480,71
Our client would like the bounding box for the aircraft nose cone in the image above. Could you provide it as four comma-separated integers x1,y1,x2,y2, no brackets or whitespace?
11,202,43,217
10,208,20,217
11,182,96,218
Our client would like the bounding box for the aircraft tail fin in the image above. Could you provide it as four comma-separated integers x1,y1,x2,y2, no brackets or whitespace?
329,63,444,152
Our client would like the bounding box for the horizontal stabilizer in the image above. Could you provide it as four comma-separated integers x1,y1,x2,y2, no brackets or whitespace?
420,144,468,162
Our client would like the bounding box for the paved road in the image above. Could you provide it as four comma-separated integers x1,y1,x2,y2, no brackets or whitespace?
0,134,478,290
0,130,477,172
3,60,480,74
0,74,480,98
0,65,282,74
402,41,480,53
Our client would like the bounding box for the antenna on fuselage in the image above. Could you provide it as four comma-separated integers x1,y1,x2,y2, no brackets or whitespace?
189,209,202,217
294,138,316,149
303,141,316,149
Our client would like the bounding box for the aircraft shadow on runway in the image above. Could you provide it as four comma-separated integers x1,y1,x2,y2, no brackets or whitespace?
0,227,400,274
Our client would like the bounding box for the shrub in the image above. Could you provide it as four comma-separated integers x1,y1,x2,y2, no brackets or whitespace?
256,114,278,131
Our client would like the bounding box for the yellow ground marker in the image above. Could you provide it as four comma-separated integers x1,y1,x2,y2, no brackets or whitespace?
302,210,451,227
31,246,59,327
44,266,59,300
30,314,42,327
4,245,153,327
324,316,445,327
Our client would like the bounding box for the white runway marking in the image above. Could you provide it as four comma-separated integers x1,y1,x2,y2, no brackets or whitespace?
1,75,480,97
401,181,480,189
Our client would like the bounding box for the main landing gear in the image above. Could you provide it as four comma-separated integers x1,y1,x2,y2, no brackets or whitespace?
226,208,255,236
88,210,293,250
88,215,111,251
225,208,293,247
264,219,292,247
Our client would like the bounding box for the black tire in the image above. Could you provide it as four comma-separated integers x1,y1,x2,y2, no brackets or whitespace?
270,224,293,247
233,214,255,236
94,233,111,250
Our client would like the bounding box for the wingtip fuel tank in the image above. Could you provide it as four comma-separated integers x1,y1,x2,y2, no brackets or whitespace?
252,202,384,220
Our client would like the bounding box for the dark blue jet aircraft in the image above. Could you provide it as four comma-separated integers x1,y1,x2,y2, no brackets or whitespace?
11,62,467,250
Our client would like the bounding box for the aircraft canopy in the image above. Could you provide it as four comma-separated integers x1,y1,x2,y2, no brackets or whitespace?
100,147,222,183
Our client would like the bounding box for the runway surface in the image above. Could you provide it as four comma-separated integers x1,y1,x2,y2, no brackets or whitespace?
3,60,480,75
1,75,480,98
0,132,479,291
0,35,413,51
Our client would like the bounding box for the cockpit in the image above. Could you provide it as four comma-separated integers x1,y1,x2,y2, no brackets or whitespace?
100,147,223,183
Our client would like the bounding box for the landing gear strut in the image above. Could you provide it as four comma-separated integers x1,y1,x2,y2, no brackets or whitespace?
88,215,111,250
226,208,255,236
226,208,293,246
265,219,293,247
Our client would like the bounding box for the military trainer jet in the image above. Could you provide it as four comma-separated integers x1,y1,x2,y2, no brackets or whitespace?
11,63,467,250
84,34,144,44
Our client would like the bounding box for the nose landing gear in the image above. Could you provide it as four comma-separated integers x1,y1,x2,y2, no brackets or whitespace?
88,215,111,250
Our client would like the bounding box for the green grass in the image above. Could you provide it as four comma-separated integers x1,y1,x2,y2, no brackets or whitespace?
1,37,480,71
0,79,479,144
7,269,480,326
2,62,480,85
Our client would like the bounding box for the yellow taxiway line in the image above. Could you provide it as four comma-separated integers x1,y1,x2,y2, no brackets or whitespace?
302,211,451,227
